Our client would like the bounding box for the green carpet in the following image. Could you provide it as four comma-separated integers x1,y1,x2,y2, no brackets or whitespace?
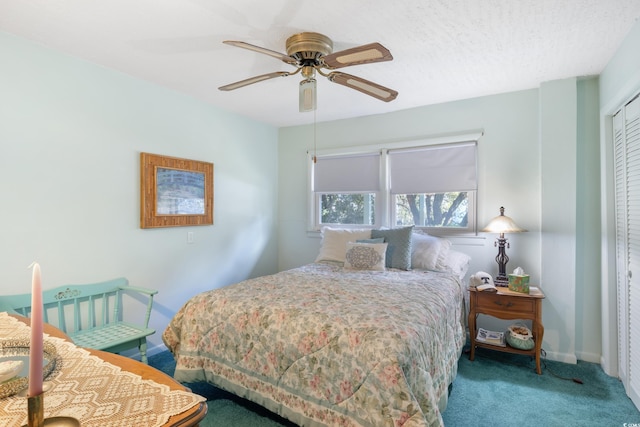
149,347,640,426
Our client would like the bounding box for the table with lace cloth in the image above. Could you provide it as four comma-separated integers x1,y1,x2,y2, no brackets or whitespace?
0,312,206,427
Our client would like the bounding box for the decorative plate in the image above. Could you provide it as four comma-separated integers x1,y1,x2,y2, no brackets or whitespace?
0,338,57,398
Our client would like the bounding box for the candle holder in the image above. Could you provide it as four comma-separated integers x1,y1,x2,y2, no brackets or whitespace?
27,394,43,427
23,393,80,427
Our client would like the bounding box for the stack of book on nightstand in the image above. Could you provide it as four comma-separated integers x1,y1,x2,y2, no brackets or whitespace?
476,328,506,347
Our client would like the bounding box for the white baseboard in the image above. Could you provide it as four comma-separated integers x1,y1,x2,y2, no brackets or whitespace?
542,349,577,364
146,343,169,358
574,350,601,364
600,355,619,377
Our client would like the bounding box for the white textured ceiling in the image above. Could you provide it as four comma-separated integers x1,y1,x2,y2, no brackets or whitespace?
1,0,639,127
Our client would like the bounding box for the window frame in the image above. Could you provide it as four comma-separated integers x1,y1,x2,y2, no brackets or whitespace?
308,131,482,236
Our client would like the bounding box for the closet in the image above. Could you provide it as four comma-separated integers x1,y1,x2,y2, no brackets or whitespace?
614,93,640,408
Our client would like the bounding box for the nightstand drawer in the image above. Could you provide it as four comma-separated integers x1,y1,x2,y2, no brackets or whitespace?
468,286,545,374
475,293,535,314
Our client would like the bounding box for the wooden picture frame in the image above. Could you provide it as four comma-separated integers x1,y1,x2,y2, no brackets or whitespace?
140,152,214,228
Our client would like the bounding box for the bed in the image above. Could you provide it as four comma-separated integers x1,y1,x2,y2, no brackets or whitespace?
163,227,470,427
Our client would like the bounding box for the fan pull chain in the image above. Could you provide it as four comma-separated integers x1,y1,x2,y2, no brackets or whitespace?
313,108,317,163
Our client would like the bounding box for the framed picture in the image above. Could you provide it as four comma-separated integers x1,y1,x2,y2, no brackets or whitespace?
140,152,214,228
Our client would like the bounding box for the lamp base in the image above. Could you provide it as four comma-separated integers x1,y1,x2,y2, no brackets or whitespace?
494,276,509,287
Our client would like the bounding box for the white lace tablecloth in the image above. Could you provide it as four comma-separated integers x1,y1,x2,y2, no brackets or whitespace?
0,312,206,427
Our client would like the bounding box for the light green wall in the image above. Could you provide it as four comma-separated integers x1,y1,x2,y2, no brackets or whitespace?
278,81,603,363
0,32,280,356
576,77,602,363
279,90,542,279
600,21,640,111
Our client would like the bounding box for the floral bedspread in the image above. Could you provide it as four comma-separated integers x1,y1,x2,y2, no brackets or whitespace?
162,262,465,427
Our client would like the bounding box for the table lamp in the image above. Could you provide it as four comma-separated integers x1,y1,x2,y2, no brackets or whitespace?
481,206,527,286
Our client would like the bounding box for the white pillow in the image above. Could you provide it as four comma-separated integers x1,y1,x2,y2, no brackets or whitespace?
411,232,452,270
439,249,471,280
315,227,372,263
344,242,388,271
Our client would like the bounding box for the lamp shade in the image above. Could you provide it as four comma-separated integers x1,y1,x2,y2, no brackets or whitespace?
299,78,316,112
482,206,527,234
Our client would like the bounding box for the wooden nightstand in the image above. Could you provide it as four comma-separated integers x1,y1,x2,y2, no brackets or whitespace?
468,286,545,374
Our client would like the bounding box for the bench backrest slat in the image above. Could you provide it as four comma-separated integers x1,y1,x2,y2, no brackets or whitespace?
0,278,129,335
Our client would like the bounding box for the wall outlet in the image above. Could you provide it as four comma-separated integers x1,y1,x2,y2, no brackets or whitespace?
187,232,194,244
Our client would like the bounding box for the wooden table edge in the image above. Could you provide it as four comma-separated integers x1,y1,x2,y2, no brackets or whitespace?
469,286,545,298
11,314,207,426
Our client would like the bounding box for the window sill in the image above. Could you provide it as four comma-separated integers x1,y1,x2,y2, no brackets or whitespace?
307,229,487,246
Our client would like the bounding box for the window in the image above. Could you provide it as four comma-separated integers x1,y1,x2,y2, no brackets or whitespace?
309,134,480,235
320,194,376,225
388,143,477,232
313,153,380,226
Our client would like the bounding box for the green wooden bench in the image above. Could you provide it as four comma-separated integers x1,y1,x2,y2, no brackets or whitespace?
0,277,157,364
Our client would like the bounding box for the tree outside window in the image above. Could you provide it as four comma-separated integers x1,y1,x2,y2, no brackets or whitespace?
395,192,468,227
320,194,375,225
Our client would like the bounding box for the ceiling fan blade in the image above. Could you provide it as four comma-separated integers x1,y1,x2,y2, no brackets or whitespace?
219,71,291,91
223,40,297,65
322,43,393,69
327,72,398,102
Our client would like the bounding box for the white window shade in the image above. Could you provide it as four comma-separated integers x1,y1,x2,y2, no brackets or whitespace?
389,142,477,194
314,153,380,192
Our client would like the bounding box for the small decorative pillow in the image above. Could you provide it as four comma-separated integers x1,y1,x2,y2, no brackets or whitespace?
371,226,414,270
344,242,388,271
315,227,372,263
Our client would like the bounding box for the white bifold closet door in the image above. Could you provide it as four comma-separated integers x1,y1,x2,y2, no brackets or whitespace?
614,93,640,409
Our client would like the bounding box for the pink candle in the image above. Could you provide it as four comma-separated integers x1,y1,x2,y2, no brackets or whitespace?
28,262,43,397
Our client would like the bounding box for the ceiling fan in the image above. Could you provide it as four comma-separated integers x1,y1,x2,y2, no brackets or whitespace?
218,32,398,112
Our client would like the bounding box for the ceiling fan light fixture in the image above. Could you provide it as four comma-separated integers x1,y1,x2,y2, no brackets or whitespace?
299,78,316,112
